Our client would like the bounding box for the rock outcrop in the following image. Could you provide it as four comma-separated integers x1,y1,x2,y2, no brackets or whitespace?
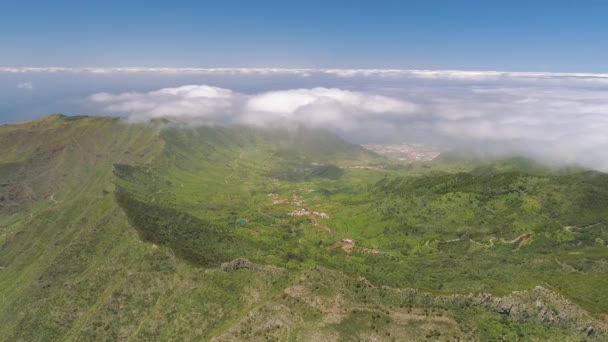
220,258,258,272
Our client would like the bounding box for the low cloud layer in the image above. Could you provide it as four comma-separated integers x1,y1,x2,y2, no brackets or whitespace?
240,88,418,131
5,67,608,86
90,85,418,132
86,72,608,171
90,85,237,124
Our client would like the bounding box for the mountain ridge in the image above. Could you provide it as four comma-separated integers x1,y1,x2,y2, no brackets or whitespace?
0,114,607,340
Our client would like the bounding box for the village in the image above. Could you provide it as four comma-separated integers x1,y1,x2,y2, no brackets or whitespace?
267,193,330,220
362,143,441,162
267,192,384,255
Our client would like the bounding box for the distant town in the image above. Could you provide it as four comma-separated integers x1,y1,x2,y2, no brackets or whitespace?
362,143,441,162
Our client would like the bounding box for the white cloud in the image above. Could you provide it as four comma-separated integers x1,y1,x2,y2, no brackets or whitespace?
240,88,417,130
416,85,608,169
17,81,33,90
4,67,608,85
90,86,418,131
89,85,238,123
88,77,608,171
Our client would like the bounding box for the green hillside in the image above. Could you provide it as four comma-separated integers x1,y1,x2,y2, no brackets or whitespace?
0,115,606,341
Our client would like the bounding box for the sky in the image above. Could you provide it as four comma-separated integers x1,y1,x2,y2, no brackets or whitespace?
2,1,608,170
2,0,608,71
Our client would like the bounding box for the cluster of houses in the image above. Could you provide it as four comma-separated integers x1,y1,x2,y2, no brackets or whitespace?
268,191,330,228
332,238,383,255
287,208,329,219
268,193,384,255
268,193,330,219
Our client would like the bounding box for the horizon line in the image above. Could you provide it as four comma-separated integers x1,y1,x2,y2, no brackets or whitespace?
2,66,608,78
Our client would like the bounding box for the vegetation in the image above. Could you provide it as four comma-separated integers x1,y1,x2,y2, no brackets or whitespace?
0,114,606,340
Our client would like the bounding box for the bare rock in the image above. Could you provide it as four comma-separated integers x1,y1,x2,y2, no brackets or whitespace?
220,258,257,272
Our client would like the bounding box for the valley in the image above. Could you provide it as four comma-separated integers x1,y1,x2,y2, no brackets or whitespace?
0,114,607,340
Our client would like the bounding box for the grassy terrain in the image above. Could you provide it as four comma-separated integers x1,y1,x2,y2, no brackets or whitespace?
0,114,606,340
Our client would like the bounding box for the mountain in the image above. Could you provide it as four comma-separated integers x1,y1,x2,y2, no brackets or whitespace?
0,114,606,340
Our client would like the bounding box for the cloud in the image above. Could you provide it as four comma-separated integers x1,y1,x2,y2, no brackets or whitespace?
90,85,418,131
4,67,608,85
89,85,238,124
240,88,418,130
17,81,33,90
421,86,608,169
88,77,608,171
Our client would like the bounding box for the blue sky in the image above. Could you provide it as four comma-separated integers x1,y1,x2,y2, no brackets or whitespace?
1,0,607,71
3,1,608,170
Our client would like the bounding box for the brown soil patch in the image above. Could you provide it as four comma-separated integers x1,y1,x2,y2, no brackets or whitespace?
513,233,533,253
332,238,356,254
285,285,308,298
323,295,347,324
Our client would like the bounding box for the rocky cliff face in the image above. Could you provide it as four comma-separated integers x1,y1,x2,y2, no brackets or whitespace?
216,261,606,340
400,285,606,337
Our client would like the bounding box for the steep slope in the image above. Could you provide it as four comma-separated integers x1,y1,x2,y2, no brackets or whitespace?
0,116,387,340
0,115,165,339
0,115,606,341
